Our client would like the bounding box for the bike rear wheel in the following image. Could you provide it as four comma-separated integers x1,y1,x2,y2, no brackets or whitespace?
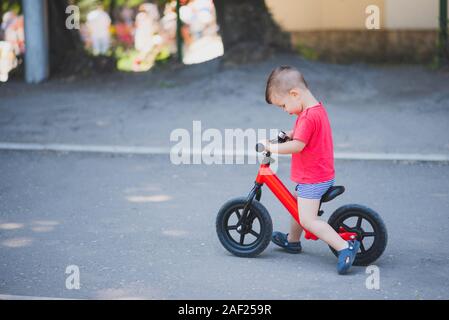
328,204,388,266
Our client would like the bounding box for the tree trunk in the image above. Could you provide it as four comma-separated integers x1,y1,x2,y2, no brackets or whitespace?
48,0,115,76
48,0,85,74
213,0,291,64
109,0,116,24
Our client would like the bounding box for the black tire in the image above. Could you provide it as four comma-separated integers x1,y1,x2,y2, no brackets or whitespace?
216,197,272,258
327,204,388,266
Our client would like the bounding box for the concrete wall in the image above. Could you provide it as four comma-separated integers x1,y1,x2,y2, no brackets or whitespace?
291,30,438,63
266,0,446,31
385,0,442,29
265,0,384,30
265,0,447,63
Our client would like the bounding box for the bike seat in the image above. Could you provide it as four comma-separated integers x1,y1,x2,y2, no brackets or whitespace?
321,186,345,203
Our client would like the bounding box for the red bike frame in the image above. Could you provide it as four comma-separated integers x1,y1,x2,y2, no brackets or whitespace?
255,163,357,241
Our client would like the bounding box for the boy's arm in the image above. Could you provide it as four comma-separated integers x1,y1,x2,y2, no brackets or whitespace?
266,139,305,155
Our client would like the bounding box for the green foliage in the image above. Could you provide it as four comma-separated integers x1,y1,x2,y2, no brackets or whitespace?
295,42,318,61
155,46,171,62
1,0,22,22
116,48,140,71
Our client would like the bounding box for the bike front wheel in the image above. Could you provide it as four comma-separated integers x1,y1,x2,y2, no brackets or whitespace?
216,197,272,258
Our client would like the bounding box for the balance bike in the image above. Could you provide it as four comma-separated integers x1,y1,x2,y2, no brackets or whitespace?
216,132,388,266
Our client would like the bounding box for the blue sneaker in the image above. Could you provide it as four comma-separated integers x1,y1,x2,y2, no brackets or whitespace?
271,232,302,254
337,240,360,275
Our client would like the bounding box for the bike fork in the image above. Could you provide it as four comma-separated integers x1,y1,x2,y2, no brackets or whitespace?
239,183,262,225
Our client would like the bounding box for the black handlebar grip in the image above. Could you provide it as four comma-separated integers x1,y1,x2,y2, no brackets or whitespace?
278,131,290,143
255,143,265,152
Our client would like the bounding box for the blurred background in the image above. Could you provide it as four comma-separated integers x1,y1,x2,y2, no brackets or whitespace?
0,0,223,81
0,0,448,82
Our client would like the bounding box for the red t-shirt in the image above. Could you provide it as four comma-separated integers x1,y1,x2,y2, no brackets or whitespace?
291,102,335,183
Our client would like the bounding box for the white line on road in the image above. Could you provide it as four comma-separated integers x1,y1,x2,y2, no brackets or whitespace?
333,152,449,162
0,293,80,300
0,142,448,162
0,142,171,155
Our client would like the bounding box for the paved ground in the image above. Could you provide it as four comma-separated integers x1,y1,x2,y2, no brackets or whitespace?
0,53,448,299
0,151,448,299
1,54,448,154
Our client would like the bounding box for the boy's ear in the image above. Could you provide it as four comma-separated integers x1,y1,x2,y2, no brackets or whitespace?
289,88,300,98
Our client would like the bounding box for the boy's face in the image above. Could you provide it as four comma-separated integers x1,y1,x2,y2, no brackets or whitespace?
270,88,304,115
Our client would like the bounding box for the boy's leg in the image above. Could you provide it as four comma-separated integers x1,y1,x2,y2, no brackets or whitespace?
287,217,303,242
288,186,304,242
297,197,348,252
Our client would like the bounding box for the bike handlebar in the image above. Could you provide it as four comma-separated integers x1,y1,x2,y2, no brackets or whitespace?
255,131,291,153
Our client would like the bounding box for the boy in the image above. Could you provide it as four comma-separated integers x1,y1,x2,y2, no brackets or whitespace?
261,66,360,275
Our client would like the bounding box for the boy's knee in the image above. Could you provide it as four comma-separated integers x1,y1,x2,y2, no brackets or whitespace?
300,216,315,230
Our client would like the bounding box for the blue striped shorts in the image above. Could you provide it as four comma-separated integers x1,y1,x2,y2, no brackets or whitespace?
295,178,335,199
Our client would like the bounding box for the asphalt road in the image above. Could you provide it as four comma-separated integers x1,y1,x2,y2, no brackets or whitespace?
1,55,449,155
1,150,448,299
